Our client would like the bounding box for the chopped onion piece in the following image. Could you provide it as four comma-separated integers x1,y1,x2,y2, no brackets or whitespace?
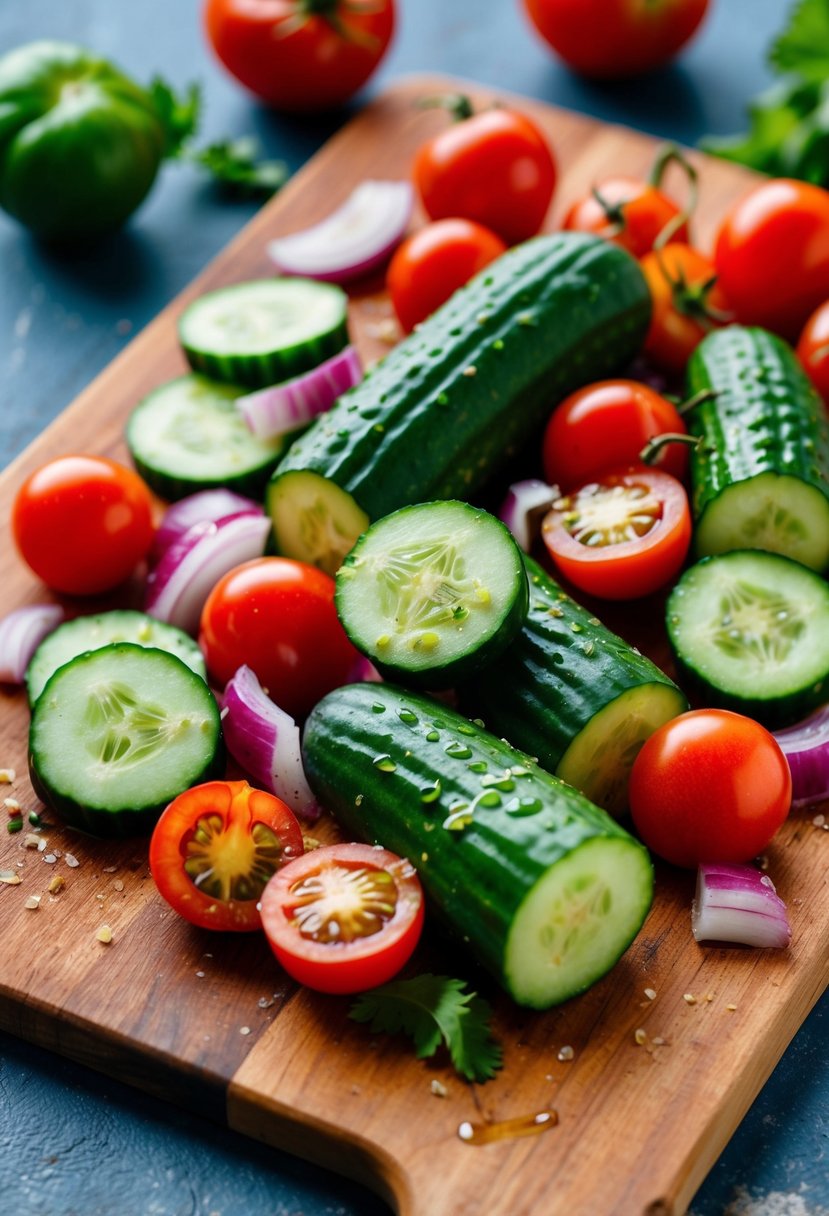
773,704,829,808
347,654,382,684
267,180,414,283
0,604,65,684
145,514,270,635
238,346,362,440
692,862,791,949
152,490,262,562
499,479,560,552
223,665,319,823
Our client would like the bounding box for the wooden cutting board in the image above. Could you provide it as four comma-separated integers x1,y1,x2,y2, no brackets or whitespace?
1,76,826,1216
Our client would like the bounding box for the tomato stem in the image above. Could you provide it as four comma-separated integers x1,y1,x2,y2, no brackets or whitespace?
649,143,699,251
654,252,733,330
639,431,703,465
417,93,475,122
590,186,628,236
676,388,719,416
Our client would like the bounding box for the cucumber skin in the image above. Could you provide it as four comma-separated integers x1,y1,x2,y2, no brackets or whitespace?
460,557,687,777
687,326,829,552
271,234,651,521
301,682,653,1007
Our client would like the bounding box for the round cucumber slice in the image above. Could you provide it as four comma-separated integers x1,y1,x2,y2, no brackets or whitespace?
26,610,206,705
667,550,829,729
335,500,529,688
29,644,224,837
268,468,369,576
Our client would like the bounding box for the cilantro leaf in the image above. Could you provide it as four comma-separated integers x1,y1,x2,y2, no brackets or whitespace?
150,77,202,159
188,137,288,198
770,0,829,83
349,974,503,1083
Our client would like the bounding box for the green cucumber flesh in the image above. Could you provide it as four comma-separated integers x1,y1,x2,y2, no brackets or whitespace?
26,610,206,705
268,469,369,576
29,643,223,837
335,501,528,687
667,550,829,728
127,374,287,500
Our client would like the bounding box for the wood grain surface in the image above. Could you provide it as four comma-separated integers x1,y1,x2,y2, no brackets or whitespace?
1,76,825,1216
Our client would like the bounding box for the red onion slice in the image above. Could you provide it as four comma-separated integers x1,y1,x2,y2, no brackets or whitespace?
145,513,270,635
267,180,414,283
499,479,560,552
223,665,319,823
692,862,791,949
152,490,262,562
0,604,65,684
237,346,363,440
773,704,829,808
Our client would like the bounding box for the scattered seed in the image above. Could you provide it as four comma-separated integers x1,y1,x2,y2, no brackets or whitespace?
239,1026,251,1036
43,854,57,865
65,854,80,868
112,879,124,892
430,1079,448,1098
96,925,113,944
634,1028,647,1046
557,1045,575,1062
258,996,274,1009
704,992,715,1003
652,1037,666,1047
102,865,117,874
0,769,15,784
725,1003,738,1012
24,895,40,911
195,970,206,979
0,872,22,885
813,814,826,827
644,988,656,1001
462,365,477,377
47,875,65,894
683,993,697,1005
303,836,321,851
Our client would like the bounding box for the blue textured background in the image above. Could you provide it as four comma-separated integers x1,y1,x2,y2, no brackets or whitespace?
3,2,828,1213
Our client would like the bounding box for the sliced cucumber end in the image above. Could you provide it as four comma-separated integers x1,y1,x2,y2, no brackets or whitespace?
556,682,688,818
695,472,829,573
268,469,370,576
504,836,653,1009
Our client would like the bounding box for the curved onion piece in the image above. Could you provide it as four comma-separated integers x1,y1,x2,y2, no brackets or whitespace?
238,346,363,440
0,604,65,684
152,490,262,562
773,704,829,808
499,479,560,552
267,180,414,283
145,514,270,635
223,665,319,823
347,654,382,684
692,862,791,949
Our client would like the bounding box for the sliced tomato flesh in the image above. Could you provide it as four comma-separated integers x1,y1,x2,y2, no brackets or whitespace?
555,480,663,547
286,861,399,944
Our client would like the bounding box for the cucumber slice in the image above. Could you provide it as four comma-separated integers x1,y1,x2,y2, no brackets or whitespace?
29,644,224,837
127,374,288,501
26,610,206,706
178,279,349,389
667,550,829,729
268,469,369,576
335,501,529,687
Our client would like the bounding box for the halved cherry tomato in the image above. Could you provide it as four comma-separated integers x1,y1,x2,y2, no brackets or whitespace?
260,842,424,993
796,299,829,404
542,379,689,489
387,218,506,333
149,780,304,932
413,97,556,245
629,710,792,869
541,466,691,600
640,243,731,376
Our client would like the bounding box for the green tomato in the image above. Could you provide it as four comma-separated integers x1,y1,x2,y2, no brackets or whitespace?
0,41,165,242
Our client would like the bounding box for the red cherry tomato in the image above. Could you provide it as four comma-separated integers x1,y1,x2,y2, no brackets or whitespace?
796,299,829,404
563,177,688,258
149,780,305,932
522,0,709,78
640,243,731,375
199,557,359,719
542,379,689,489
413,101,556,245
260,842,424,993
629,710,792,869
12,454,154,596
386,218,507,333
203,0,394,112
541,466,691,600
714,179,829,340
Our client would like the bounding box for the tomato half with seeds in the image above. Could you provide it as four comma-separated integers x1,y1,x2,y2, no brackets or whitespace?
541,466,691,600
150,780,304,932
260,842,424,993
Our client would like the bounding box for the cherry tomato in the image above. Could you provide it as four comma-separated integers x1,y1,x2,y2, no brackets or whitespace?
260,842,424,993
203,0,394,112
541,466,691,600
629,710,792,869
563,177,687,258
386,218,507,333
199,557,358,719
522,0,709,78
149,780,305,932
640,243,730,376
796,299,829,404
714,179,829,340
413,100,556,245
12,454,154,596
542,379,689,489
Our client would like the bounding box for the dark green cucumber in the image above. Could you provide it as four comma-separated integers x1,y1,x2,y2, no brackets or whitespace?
459,558,687,816
335,500,528,687
302,683,654,1010
269,233,651,573
667,550,829,729
29,643,224,837
178,279,349,389
686,326,829,572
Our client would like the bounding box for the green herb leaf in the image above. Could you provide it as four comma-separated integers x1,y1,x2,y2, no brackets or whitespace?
188,137,288,198
349,974,503,1083
150,77,202,159
770,0,829,83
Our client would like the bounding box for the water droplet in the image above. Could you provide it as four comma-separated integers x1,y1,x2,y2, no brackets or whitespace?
445,742,472,759
373,754,397,773
457,723,475,736
420,780,441,804
467,760,488,773
443,804,473,831
425,729,440,742
483,773,515,792
371,703,386,714
506,796,543,817
477,791,502,809
398,709,418,725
